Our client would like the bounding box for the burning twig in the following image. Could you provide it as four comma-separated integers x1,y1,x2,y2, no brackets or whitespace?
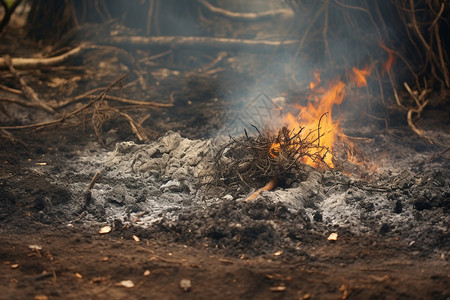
214,119,331,199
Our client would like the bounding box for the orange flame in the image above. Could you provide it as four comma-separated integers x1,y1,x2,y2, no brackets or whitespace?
309,70,321,91
282,80,346,168
350,66,371,87
379,42,395,75
269,142,281,158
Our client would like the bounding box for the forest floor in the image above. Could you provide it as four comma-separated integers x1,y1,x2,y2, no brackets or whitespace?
1,14,449,300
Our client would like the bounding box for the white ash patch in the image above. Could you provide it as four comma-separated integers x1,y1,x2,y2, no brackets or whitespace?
47,131,215,226
107,131,213,187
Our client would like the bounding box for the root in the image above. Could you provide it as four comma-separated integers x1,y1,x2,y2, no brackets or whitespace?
403,82,433,143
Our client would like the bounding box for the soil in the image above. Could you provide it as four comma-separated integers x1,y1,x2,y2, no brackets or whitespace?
1,9,450,300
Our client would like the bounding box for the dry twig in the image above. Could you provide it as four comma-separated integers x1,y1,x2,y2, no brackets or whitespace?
214,120,330,198
0,44,87,69
0,74,126,130
403,82,432,143
82,171,101,209
197,0,293,21
3,55,56,114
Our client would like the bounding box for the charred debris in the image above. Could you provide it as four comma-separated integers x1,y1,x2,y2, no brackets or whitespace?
213,121,331,199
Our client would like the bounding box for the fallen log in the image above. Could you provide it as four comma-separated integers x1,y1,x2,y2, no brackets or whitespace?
107,36,299,52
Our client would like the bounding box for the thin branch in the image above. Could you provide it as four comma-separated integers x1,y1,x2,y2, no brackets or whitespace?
3,55,56,113
0,44,88,69
0,74,126,130
197,0,293,21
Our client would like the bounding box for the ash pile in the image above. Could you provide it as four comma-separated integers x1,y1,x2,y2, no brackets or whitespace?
41,128,449,257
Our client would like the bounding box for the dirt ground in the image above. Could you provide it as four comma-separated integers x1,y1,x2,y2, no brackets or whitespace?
1,123,449,300
1,7,450,300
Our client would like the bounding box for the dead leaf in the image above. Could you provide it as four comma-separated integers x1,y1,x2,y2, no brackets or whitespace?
99,226,111,234
302,293,311,299
180,279,191,291
274,250,283,256
28,245,43,250
132,235,140,242
10,264,19,269
327,232,338,241
270,286,286,292
75,272,83,279
119,280,135,288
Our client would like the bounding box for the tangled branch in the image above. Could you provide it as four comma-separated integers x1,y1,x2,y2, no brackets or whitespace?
213,118,331,198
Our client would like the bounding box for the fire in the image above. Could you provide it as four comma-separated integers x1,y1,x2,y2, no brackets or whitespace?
269,66,376,170
269,142,281,158
350,66,371,87
379,42,395,75
309,70,322,91
279,79,346,168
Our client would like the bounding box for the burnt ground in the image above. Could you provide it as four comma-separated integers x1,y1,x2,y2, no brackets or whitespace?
1,116,449,300
1,15,450,300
